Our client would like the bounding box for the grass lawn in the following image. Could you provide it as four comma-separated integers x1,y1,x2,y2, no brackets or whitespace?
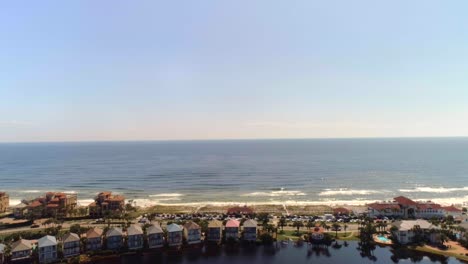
277,230,306,241
413,246,468,262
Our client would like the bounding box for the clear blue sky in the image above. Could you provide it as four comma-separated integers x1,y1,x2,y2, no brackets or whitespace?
1,1,468,142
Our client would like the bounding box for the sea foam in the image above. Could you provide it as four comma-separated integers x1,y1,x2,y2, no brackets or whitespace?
399,187,468,193
318,188,379,196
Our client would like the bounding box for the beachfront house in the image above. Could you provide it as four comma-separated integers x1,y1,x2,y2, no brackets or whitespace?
12,202,28,219
62,233,80,258
86,227,103,251
225,219,240,241
392,220,440,245
10,239,32,262
38,235,58,263
166,223,183,247
442,205,463,218
106,227,124,250
127,225,144,250
368,196,445,219
242,219,258,241
207,220,222,243
147,223,164,249
183,221,201,245
0,244,5,264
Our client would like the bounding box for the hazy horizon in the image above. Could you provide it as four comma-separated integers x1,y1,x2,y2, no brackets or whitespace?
2,1,468,142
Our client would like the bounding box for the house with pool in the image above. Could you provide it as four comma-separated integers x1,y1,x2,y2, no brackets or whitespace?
391,219,440,245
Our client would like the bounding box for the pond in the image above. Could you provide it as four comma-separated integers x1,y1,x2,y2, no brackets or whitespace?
96,241,466,264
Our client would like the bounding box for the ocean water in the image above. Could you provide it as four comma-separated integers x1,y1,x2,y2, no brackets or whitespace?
0,138,467,207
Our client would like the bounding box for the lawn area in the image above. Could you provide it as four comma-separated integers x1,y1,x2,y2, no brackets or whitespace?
413,245,468,262
333,232,359,241
277,230,306,241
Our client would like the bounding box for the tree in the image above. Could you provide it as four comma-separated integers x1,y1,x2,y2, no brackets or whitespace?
332,223,341,238
343,224,348,236
69,224,82,235
306,220,315,230
278,217,287,231
292,221,304,234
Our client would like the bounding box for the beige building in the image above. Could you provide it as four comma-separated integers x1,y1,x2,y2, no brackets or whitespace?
0,192,9,213
89,192,125,217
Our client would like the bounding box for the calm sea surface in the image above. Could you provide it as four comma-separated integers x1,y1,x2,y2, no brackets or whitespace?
96,241,465,264
0,138,467,206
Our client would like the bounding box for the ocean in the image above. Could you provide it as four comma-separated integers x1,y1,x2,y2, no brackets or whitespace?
1,138,467,207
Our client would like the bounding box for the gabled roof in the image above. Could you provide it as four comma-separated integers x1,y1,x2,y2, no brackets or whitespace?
208,220,223,228
394,196,418,206
442,205,462,212
147,223,163,234
87,227,103,238
127,225,143,236
226,219,240,228
393,220,438,231
167,223,183,232
11,239,32,252
13,202,28,209
367,203,401,211
38,235,57,247
243,219,258,228
63,233,80,243
106,227,123,237
183,221,200,230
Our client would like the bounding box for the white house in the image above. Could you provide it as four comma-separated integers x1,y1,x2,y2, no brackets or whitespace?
166,223,183,247
243,219,258,241
392,220,440,245
38,235,58,263
62,232,80,258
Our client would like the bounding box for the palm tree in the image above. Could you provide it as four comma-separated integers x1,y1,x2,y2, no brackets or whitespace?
278,217,287,231
343,224,348,236
332,223,341,238
306,220,315,230
292,221,304,234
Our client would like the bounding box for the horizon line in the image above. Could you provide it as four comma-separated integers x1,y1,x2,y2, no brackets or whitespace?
1,135,468,144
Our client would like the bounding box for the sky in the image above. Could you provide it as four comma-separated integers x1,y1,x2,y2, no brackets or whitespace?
1,1,468,142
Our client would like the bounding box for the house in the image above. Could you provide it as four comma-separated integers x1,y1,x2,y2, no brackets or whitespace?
183,221,201,245
333,207,350,215
225,219,240,241
0,192,9,213
38,235,58,263
147,223,164,249
44,192,77,218
309,225,325,242
10,239,32,262
86,227,103,251
27,200,44,219
166,223,183,247
442,205,463,218
0,244,5,264
62,233,80,258
89,192,125,218
12,202,28,219
207,220,222,243
227,206,254,216
106,227,124,250
391,220,440,245
242,219,258,241
368,196,445,219
127,225,144,250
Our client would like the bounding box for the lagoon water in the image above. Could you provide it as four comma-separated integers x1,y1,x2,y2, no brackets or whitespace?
97,241,465,264
1,138,468,206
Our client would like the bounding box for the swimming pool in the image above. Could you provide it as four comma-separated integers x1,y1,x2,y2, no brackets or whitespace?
377,236,390,242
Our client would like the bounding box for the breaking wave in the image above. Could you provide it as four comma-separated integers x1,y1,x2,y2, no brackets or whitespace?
318,188,379,196
399,187,468,193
